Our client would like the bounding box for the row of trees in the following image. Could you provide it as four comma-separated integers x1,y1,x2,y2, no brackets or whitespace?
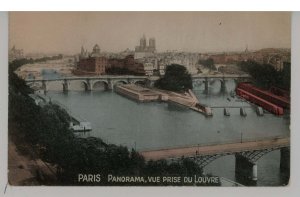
238,60,290,90
9,60,219,186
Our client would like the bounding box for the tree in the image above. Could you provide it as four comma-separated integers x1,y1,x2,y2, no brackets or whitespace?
155,64,193,92
237,60,289,89
279,62,291,90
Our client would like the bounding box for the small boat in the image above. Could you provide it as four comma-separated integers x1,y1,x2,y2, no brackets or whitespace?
70,121,92,132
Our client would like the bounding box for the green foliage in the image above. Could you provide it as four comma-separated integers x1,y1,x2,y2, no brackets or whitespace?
238,60,290,90
279,62,291,90
155,64,193,92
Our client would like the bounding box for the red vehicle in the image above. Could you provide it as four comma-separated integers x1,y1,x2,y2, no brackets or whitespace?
237,83,290,109
270,86,290,99
236,83,284,116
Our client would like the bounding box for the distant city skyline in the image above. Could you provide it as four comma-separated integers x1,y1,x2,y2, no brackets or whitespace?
9,12,291,54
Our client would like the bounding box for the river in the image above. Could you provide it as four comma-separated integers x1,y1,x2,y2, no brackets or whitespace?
43,73,290,186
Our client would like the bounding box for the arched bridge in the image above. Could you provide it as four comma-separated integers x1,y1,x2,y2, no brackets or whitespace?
25,75,159,92
191,74,252,92
25,74,251,93
140,137,289,182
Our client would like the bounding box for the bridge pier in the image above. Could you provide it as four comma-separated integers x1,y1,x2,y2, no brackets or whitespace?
256,107,264,116
107,79,114,90
204,77,209,93
224,108,230,116
240,107,247,116
252,162,258,181
220,80,226,92
42,80,47,94
86,79,92,91
235,154,257,185
63,79,69,93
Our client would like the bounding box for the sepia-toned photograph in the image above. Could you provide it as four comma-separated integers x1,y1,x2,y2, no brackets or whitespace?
8,12,291,186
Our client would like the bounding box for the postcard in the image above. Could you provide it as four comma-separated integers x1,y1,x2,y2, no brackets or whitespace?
8,12,290,186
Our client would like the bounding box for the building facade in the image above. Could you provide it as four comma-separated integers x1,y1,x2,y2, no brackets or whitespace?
74,44,108,75
76,57,108,75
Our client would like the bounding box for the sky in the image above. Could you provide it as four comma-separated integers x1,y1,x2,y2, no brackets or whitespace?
9,12,291,54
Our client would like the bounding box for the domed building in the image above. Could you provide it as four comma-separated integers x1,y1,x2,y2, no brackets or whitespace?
91,44,101,57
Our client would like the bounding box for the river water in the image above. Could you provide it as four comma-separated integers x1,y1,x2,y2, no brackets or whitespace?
44,74,290,186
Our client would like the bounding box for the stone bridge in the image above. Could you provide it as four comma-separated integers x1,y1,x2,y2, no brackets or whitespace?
25,74,251,93
25,75,159,92
191,74,252,92
140,137,289,183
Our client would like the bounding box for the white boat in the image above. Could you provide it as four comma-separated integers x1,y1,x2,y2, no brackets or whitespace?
70,122,92,132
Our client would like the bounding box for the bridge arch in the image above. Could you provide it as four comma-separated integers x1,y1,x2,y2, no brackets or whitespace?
92,80,109,91
67,80,90,91
211,78,225,83
211,78,227,93
187,147,282,170
189,154,227,168
80,80,90,91
192,79,205,88
237,148,281,164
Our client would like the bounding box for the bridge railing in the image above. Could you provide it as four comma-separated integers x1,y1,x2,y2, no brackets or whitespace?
139,135,290,152
191,74,251,78
25,75,151,82
25,74,251,83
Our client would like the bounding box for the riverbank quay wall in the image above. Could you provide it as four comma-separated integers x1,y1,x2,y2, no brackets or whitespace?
115,84,212,116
